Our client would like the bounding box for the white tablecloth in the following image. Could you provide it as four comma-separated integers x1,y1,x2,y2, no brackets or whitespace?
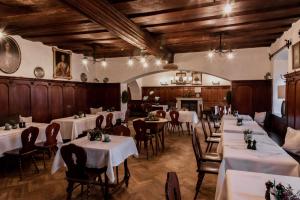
96,111,125,128
215,130,299,199
0,122,63,157
51,114,98,140
218,170,300,200
51,135,138,183
222,115,253,121
222,119,266,135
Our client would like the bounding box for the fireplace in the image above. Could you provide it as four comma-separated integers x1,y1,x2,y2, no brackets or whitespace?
176,97,203,115
181,100,198,112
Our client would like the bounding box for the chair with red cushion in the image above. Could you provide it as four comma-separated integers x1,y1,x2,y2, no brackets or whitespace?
96,115,104,129
36,123,60,169
133,119,155,160
4,126,40,180
165,172,181,200
169,111,183,135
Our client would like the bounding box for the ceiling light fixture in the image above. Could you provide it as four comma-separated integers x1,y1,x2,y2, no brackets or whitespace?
224,3,232,15
155,58,162,66
227,51,234,59
128,57,134,66
0,31,6,39
82,56,88,66
209,33,234,59
101,58,107,67
208,50,214,58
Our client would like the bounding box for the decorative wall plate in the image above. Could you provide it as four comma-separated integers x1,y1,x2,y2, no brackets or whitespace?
80,73,87,82
94,78,99,83
34,66,45,78
103,77,109,83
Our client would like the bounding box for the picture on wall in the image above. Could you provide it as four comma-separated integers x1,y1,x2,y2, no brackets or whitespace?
53,47,72,79
192,72,202,85
292,41,300,70
0,36,21,74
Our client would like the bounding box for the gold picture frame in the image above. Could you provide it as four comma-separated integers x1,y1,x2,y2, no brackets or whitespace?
192,72,202,85
53,47,72,79
0,36,21,74
292,41,300,70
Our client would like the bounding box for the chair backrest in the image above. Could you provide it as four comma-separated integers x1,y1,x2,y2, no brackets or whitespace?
170,111,179,124
156,110,166,118
60,143,89,180
105,113,113,128
165,172,181,200
96,115,104,129
133,119,147,141
20,126,39,153
45,123,60,146
206,118,214,136
192,129,204,170
200,119,209,140
113,125,131,136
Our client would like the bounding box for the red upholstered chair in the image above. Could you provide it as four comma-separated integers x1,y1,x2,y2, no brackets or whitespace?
105,113,114,129
96,115,104,129
60,144,106,200
156,110,166,118
4,126,40,180
165,172,181,200
133,119,155,159
36,123,60,169
169,111,183,135
192,129,221,200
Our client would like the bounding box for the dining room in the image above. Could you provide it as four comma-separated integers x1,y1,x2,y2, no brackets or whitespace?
0,0,300,200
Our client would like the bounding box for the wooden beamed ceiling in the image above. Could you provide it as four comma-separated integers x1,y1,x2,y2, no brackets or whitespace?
0,0,299,58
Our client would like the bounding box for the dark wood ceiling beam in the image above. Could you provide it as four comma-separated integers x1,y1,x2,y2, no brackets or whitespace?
131,0,300,26
145,7,300,33
61,0,170,57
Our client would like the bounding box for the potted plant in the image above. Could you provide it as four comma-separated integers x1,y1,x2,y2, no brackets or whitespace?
121,90,129,103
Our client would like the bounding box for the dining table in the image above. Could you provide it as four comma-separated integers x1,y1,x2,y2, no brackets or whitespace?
51,114,98,140
215,115,300,199
0,122,63,157
51,135,138,197
218,170,300,200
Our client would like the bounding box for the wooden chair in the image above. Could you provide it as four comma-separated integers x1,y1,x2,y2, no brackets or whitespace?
61,144,106,200
105,113,114,132
96,115,104,129
207,118,222,138
133,119,155,160
165,172,181,200
156,110,166,118
4,126,40,180
36,123,60,169
113,125,131,137
169,111,184,135
200,119,220,152
192,130,221,200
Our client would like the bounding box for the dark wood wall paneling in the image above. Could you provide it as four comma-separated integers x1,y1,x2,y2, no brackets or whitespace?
285,71,300,129
142,86,231,109
0,76,121,123
231,80,272,116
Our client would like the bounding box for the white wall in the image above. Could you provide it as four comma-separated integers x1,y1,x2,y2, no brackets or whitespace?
270,19,300,73
138,70,231,86
0,35,97,82
95,47,272,82
272,49,288,116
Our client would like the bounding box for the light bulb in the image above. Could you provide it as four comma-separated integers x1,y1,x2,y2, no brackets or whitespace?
0,31,5,39
143,62,148,68
82,57,88,66
227,52,234,59
155,58,162,66
224,3,232,15
128,57,134,66
140,56,146,63
101,59,107,67
208,51,214,58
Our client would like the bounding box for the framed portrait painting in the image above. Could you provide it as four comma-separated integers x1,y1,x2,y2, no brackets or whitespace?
53,47,72,79
292,41,300,70
0,36,21,74
192,72,202,85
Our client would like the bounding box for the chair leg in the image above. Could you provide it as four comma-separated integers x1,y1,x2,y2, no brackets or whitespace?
194,172,205,200
18,157,23,181
145,141,149,160
116,166,119,184
31,155,39,174
42,151,46,169
150,138,155,156
66,181,74,200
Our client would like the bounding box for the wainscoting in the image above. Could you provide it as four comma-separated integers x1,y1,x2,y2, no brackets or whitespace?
141,86,231,109
0,76,120,123
285,71,300,129
231,80,272,116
